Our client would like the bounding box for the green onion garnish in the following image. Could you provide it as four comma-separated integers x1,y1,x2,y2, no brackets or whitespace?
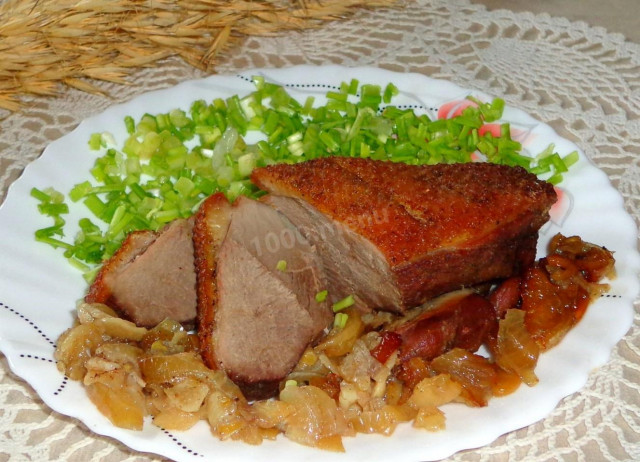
332,295,355,313
315,290,328,303
334,312,349,329
276,260,287,272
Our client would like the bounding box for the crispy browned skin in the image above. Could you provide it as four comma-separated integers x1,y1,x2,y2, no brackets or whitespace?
387,291,495,364
251,158,557,309
333,157,553,250
192,193,232,370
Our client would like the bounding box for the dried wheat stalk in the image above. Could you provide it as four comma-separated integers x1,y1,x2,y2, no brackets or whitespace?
0,0,399,111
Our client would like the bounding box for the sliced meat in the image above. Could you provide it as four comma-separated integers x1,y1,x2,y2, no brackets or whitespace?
86,218,197,327
215,239,318,398
86,230,157,304
228,196,332,333
262,195,401,312
194,194,332,399
251,158,557,313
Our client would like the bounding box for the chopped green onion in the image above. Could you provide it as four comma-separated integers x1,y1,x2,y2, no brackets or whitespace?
276,260,287,272
237,153,256,177
563,150,579,168
315,290,328,303
88,133,102,150
332,294,355,313
327,91,348,103
383,83,399,104
83,194,106,219
359,84,382,109
30,187,51,202
38,202,69,216
547,172,564,185
333,312,349,329
124,116,135,135
347,79,359,95
35,234,73,249
467,96,504,122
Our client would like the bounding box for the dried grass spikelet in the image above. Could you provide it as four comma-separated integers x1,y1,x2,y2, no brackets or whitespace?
0,0,400,112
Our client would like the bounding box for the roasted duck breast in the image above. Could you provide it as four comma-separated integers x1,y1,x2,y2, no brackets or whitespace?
193,193,332,399
86,217,197,327
91,158,556,399
251,157,557,313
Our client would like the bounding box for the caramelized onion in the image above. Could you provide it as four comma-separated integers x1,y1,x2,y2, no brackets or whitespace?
407,374,462,409
350,404,416,435
548,234,615,283
280,385,350,451
495,309,539,386
54,232,616,450
55,323,104,380
413,406,446,431
86,380,146,430
431,349,496,407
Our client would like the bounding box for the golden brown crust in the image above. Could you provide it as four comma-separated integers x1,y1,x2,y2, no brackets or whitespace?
251,158,427,266
192,192,232,370
252,158,556,267
251,158,557,309
332,157,557,249
394,233,538,307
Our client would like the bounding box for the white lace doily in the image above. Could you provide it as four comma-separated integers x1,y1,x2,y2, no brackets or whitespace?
1,0,638,460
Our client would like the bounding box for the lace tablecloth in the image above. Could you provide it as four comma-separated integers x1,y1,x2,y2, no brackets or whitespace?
1,0,638,460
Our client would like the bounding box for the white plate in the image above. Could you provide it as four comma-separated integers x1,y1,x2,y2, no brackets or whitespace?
0,66,638,462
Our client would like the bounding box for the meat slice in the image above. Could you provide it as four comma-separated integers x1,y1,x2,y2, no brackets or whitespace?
215,240,318,398
228,196,331,333
251,158,557,313
85,230,157,304
262,194,402,312
86,218,197,327
194,194,332,399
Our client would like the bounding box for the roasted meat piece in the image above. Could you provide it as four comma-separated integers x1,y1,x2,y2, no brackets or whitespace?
193,193,332,399
385,290,496,364
86,218,197,327
251,158,557,313
85,230,157,305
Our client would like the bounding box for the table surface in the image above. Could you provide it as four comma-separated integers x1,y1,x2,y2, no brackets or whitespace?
473,0,640,42
1,0,639,461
